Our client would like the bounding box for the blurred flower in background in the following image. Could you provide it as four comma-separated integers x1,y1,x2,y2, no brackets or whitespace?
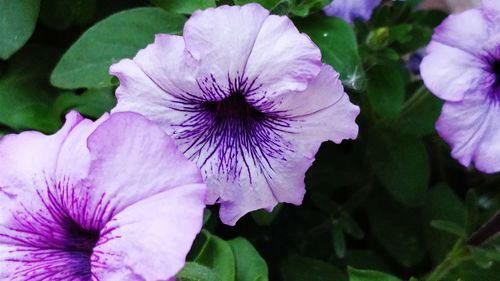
323,0,382,23
420,0,500,173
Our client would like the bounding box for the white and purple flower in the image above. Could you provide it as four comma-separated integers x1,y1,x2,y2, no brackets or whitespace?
323,0,382,23
110,4,360,225
421,0,500,173
0,112,206,280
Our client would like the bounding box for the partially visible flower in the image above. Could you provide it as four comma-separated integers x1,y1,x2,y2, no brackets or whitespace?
0,112,206,280
323,0,382,23
110,4,359,225
420,0,500,173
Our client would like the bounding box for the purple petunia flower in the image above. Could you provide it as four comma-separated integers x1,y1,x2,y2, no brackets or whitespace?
110,4,359,225
323,0,382,23
420,0,500,173
0,112,206,280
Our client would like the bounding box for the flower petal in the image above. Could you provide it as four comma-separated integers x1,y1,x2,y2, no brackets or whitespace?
244,14,322,95
0,246,95,280
217,65,359,225
420,42,487,102
110,57,192,137
79,112,204,227
436,92,500,173
183,4,270,87
323,0,381,23
432,8,491,56
91,184,206,281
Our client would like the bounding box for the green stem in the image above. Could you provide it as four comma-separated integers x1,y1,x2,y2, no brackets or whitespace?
425,239,472,281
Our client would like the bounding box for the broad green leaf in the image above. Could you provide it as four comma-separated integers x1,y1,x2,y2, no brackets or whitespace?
421,184,465,263
368,129,429,206
228,238,269,281
281,256,347,281
296,16,363,88
0,45,61,132
194,231,236,281
54,87,116,119
150,0,215,14
234,0,282,10
366,62,407,120
348,268,402,281
177,262,218,281
51,8,186,89
40,0,96,30
396,87,442,136
367,192,426,267
0,0,40,59
465,189,479,236
288,0,330,17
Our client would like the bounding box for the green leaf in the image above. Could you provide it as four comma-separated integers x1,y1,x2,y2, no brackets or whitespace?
54,87,116,119
332,220,346,258
177,262,218,281
228,238,269,281
348,267,402,281
234,0,282,10
40,0,96,30
396,87,443,136
0,0,40,59
420,184,465,263
251,204,282,226
443,261,500,281
368,129,429,206
471,247,495,269
430,220,465,237
295,16,363,89
288,0,330,17
367,192,426,267
465,189,479,236
471,247,500,264
366,62,407,120
150,0,215,14
194,231,236,281
0,45,62,132
281,256,347,281
339,212,364,240
51,7,186,89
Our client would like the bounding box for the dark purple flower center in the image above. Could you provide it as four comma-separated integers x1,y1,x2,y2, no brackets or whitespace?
493,60,500,85
171,74,293,183
203,90,266,125
62,218,100,254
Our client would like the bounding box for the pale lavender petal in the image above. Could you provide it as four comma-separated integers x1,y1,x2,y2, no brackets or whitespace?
72,112,204,229
420,42,487,101
215,65,360,225
421,0,500,173
0,112,206,280
432,8,491,56
323,0,382,23
183,4,269,90
91,184,206,280
436,92,500,173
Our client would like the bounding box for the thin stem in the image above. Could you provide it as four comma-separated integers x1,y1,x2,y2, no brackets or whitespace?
425,239,471,281
468,211,500,246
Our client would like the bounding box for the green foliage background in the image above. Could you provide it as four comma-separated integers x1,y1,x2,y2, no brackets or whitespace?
0,0,499,280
